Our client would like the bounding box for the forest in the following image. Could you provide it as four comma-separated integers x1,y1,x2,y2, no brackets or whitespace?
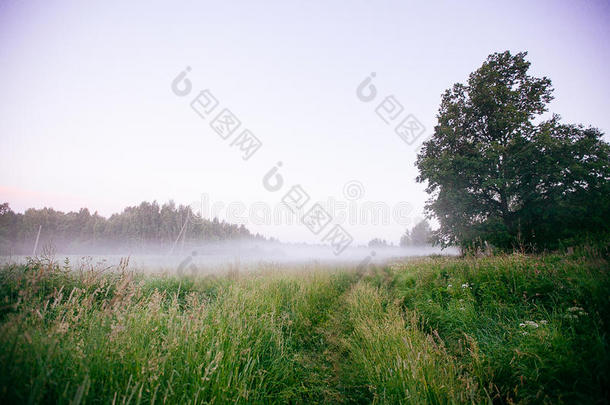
0,201,263,255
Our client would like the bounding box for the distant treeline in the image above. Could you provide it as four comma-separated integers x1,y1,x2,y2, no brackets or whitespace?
0,201,265,255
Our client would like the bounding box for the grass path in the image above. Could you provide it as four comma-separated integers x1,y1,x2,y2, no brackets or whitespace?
1,254,608,403
323,278,483,404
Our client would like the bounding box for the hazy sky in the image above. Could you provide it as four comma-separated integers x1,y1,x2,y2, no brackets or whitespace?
1,0,609,244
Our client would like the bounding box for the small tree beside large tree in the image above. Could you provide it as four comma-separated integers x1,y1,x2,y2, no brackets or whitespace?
416,51,610,251
400,220,433,247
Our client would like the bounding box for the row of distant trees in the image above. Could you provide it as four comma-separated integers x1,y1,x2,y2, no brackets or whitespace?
368,220,433,248
0,201,264,255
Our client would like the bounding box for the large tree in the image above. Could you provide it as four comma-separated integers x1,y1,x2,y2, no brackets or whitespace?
416,51,610,251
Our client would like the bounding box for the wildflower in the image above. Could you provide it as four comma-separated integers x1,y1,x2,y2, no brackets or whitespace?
519,321,539,328
539,320,548,325
447,284,452,288
567,306,588,316
461,283,470,289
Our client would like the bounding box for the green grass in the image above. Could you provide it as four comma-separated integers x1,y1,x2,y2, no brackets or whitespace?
372,255,610,404
0,253,608,404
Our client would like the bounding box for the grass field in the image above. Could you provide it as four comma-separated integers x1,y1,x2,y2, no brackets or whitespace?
0,253,608,404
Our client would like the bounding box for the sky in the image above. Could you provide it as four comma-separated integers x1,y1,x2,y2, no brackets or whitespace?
1,0,609,244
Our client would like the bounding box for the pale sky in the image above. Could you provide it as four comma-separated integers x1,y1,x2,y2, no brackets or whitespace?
1,0,609,244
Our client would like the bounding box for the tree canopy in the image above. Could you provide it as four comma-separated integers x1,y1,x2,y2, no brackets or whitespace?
0,201,263,255
416,51,610,251
400,220,432,247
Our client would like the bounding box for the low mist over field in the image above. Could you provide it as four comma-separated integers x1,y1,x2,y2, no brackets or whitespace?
0,200,451,272
1,1,609,404
1,237,457,274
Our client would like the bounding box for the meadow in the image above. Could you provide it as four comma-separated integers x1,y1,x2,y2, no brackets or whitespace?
0,252,608,404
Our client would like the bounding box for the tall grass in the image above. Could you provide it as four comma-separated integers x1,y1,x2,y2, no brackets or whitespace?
372,254,610,404
0,259,356,403
0,253,607,404
332,282,481,404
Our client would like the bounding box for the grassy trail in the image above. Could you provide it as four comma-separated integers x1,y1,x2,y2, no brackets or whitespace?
0,254,608,404
324,279,483,404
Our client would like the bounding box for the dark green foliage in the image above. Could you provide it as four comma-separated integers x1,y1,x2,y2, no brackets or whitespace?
383,255,610,404
416,51,610,251
0,201,263,254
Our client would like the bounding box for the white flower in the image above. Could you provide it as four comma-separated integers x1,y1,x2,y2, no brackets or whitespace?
567,307,587,317
520,321,539,328
539,320,548,325
461,283,469,289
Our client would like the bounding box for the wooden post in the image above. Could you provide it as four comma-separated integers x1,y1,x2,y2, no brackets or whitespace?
32,225,42,256
169,217,188,255
180,220,188,254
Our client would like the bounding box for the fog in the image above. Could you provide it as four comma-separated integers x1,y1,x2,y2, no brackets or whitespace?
0,240,458,275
